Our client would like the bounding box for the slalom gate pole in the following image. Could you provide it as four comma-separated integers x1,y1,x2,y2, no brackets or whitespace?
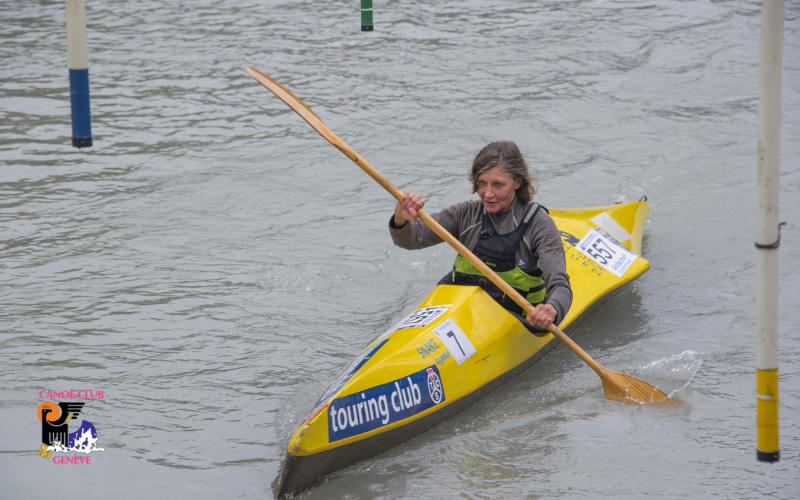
755,0,783,464
65,0,93,148
361,0,374,31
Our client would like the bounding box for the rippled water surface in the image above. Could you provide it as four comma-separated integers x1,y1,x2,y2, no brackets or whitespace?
2,1,799,498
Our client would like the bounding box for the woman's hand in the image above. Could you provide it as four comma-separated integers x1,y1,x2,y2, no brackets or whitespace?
526,303,557,327
393,192,425,226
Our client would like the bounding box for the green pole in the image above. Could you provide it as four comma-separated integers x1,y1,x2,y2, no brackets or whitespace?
361,0,373,31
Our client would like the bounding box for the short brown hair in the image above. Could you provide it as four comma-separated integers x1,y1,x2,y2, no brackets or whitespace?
469,141,535,204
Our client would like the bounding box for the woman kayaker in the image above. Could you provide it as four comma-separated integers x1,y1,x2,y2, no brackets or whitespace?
389,141,572,328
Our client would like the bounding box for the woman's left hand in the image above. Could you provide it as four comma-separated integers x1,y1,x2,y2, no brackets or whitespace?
526,303,557,327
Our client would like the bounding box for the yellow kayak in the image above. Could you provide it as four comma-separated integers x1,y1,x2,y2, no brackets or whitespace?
275,198,651,496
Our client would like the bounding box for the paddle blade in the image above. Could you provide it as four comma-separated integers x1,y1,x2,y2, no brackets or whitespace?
601,370,677,405
245,66,320,119
245,65,347,153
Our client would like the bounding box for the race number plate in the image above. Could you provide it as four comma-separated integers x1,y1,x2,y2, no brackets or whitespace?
434,319,476,365
393,305,451,331
576,228,636,277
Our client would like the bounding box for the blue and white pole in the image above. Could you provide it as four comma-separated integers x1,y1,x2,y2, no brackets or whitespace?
65,0,92,148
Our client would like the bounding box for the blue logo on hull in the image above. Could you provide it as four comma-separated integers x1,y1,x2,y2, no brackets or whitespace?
328,365,445,442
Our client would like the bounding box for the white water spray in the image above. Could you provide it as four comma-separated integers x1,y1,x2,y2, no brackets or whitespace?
633,350,703,399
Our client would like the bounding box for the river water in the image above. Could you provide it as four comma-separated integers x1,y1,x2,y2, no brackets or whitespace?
1,0,799,498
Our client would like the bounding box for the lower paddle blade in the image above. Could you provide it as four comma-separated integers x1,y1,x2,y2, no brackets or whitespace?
602,370,677,405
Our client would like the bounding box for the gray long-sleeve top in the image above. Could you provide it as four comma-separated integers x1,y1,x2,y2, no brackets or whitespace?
389,198,572,322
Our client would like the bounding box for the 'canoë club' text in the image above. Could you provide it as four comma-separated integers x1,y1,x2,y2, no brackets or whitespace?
38,389,105,400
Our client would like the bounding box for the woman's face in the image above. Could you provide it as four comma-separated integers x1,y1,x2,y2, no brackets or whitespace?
476,166,521,213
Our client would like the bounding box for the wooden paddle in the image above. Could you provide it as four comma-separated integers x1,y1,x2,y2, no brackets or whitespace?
245,65,674,405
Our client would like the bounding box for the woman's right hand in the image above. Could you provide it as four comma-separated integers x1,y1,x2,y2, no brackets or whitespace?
393,192,425,226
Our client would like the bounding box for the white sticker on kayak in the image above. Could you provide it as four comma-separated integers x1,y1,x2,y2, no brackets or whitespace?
434,319,476,365
576,228,636,277
393,305,451,331
590,212,631,243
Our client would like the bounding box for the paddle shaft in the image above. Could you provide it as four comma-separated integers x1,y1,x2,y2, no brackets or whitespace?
246,65,609,379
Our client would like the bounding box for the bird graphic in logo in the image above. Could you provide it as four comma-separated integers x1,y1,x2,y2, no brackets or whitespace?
38,401,84,447
36,401,103,458
560,231,579,247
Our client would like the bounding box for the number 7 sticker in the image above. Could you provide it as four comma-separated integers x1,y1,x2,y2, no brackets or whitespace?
434,319,476,365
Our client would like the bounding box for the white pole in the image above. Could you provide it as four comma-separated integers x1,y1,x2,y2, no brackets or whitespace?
755,0,782,463
65,0,92,148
